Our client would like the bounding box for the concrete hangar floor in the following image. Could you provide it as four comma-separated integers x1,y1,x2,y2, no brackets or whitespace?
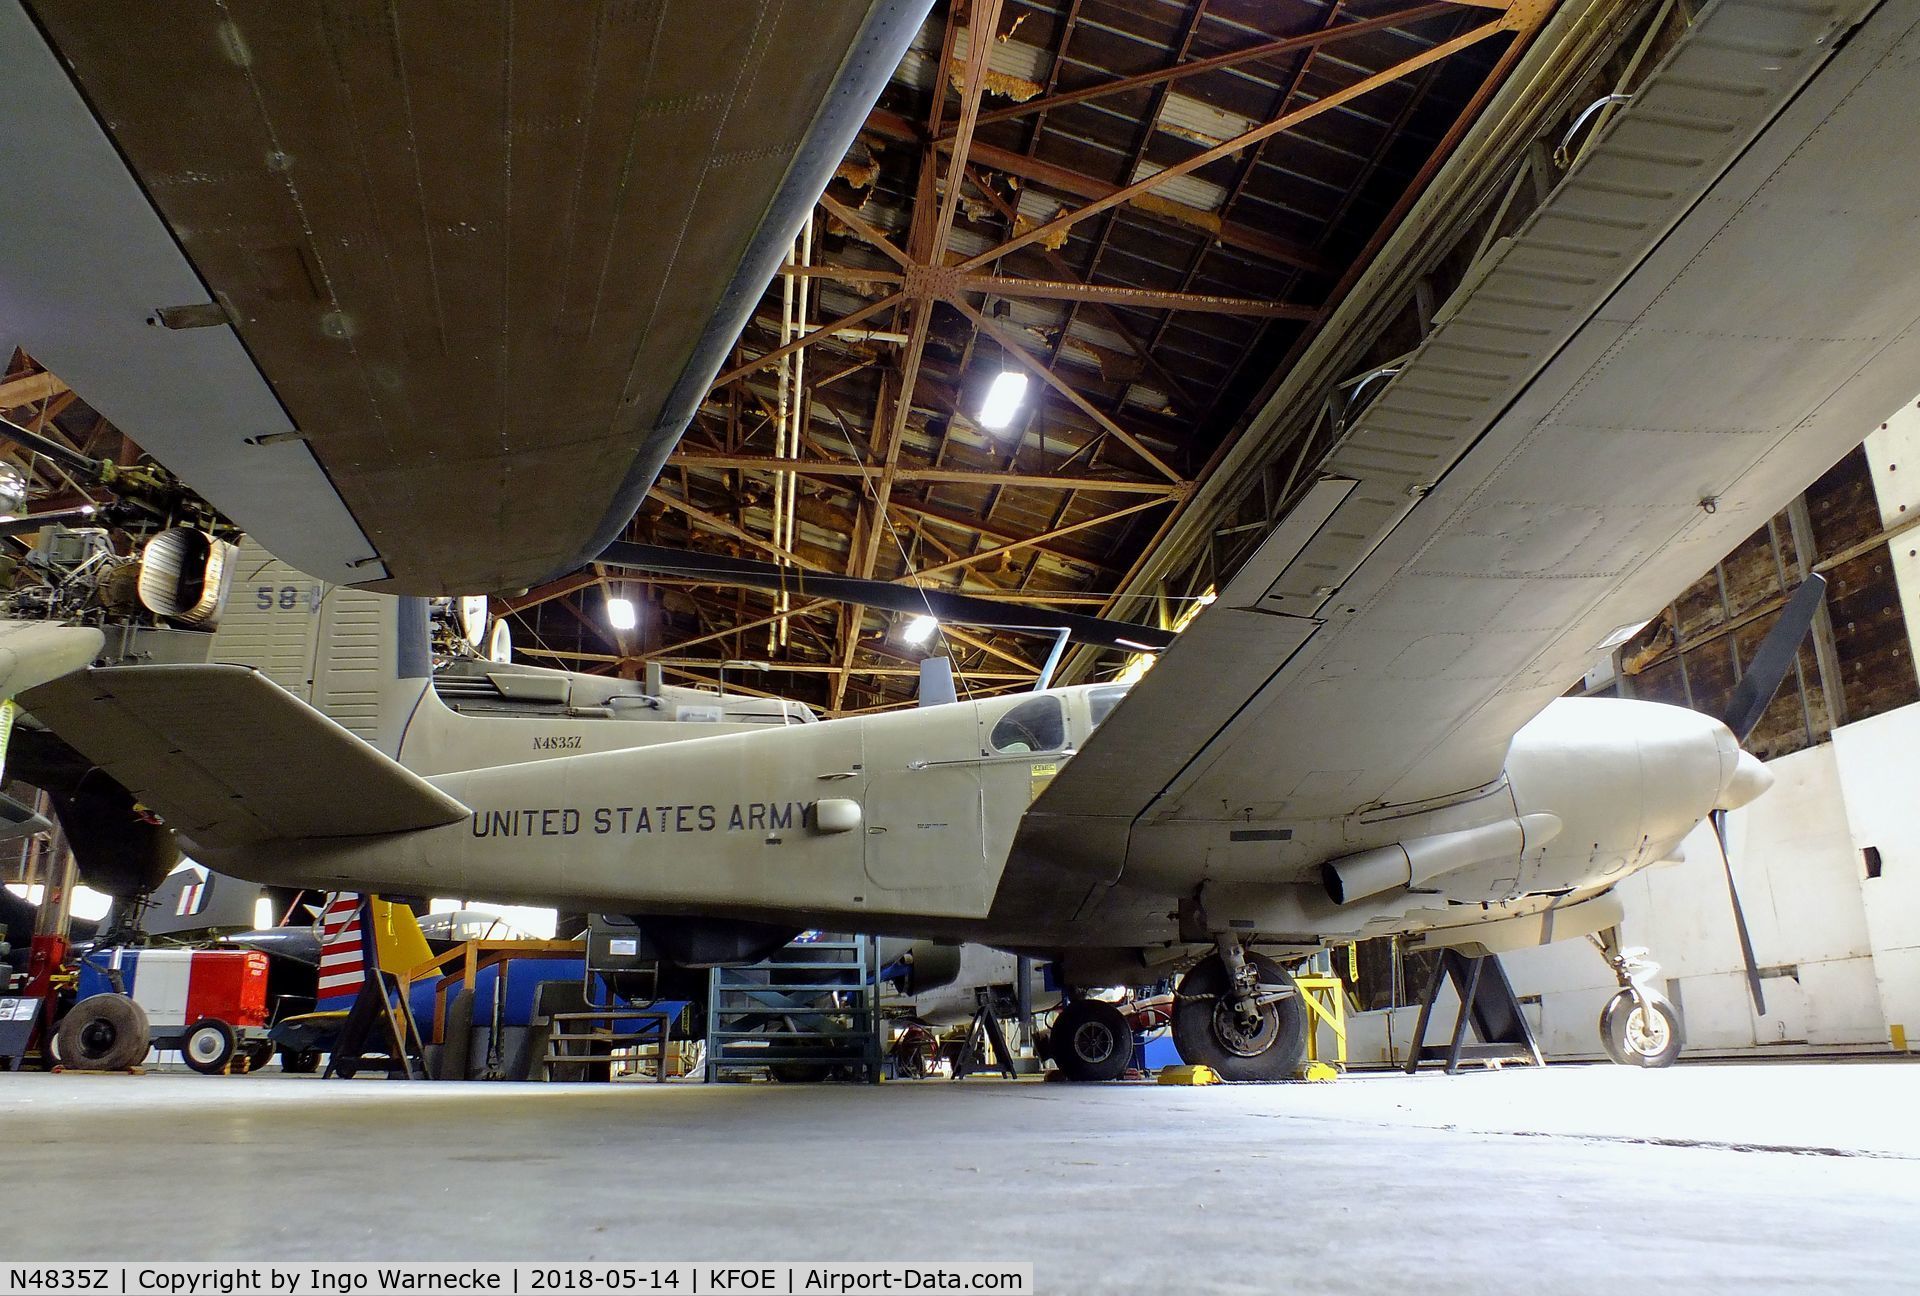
4,1064,1914,1294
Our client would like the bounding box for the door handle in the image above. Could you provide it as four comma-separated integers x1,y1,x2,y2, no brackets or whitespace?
817,771,858,781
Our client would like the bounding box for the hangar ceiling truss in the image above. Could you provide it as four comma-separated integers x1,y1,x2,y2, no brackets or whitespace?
517,0,1587,716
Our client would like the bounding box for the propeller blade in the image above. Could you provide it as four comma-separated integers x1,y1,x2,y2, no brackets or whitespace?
0,415,107,478
1719,573,1827,743
0,505,104,538
599,541,1175,653
1711,808,1767,1016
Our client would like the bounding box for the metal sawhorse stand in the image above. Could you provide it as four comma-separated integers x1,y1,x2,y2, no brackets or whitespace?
1404,949,1544,1074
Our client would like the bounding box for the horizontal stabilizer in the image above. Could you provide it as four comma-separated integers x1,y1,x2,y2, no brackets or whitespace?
0,620,104,697
21,665,469,848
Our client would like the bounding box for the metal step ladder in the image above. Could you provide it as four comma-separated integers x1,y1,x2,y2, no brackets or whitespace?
541,1009,674,1082
705,934,881,1083
1404,949,1544,1074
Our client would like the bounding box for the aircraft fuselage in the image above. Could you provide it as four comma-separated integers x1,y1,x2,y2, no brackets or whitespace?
193,685,1762,977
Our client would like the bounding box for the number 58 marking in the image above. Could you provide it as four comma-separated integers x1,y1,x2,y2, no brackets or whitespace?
255,584,320,612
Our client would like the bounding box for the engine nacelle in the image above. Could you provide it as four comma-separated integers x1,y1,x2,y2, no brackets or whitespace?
1491,696,1753,900
891,940,965,995
1323,697,1764,909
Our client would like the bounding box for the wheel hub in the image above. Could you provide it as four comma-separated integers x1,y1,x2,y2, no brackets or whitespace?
80,1021,117,1056
1071,1020,1117,1063
1209,997,1279,1058
1625,1005,1670,1057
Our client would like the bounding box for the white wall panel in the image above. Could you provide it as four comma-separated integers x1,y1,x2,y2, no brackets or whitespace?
1862,400,1920,665
1831,704,1920,1047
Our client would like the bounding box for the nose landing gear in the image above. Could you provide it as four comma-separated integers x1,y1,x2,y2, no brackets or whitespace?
1169,940,1307,1081
1592,927,1685,1068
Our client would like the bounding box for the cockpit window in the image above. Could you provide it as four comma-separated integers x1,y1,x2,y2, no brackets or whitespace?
988,696,1067,755
1088,685,1129,730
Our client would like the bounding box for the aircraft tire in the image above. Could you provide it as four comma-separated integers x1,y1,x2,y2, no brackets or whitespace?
1050,998,1132,1082
182,1018,237,1075
1171,953,1306,1082
1600,988,1684,1068
279,1047,321,1074
55,994,150,1071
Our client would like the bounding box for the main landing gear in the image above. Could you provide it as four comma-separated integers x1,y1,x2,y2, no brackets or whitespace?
1592,926,1685,1068
1170,939,1307,1082
1047,939,1308,1082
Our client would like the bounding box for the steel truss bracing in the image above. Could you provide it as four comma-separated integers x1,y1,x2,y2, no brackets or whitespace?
536,0,1592,717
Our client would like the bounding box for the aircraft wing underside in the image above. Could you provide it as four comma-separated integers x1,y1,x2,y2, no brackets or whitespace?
1019,0,1920,876
0,0,926,593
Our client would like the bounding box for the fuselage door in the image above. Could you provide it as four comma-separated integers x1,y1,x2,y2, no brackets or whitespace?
860,703,986,903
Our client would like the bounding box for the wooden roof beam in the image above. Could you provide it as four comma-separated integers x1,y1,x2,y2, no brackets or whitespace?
865,110,1324,272
665,451,1185,495
710,291,904,390
942,3,1461,139
956,18,1513,272
955,274,1317,319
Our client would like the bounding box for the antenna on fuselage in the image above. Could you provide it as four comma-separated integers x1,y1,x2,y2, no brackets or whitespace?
917,657,957,707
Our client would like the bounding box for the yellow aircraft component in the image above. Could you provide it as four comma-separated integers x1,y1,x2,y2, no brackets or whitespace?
367,896,433,977
1157,1064,1221,1086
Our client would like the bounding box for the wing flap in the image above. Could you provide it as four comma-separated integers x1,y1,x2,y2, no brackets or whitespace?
22,665,468,847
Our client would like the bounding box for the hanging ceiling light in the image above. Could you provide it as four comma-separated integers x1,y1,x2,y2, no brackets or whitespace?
606,596,638,631
902,613,938,645
977,369,1029,432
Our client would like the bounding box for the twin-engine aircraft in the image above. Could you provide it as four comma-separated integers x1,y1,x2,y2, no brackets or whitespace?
10,1,1920,1080
13,529,1815,1079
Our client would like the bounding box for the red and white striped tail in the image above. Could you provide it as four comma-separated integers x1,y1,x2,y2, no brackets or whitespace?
315,892,369,1009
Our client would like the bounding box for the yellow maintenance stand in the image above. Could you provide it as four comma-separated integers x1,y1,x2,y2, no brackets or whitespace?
1292,943,1358,1080
1292,976,1349,1081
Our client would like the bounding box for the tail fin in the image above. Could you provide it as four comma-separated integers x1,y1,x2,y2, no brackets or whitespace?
314,893,368,1010
19,663,468,848
208,539,430,759
315,893,434,1010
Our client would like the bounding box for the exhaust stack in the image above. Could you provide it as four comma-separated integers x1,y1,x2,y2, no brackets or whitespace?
1323,812,1563,906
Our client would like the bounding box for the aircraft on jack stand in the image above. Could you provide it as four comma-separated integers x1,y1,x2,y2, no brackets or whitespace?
12,2,1920,1082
